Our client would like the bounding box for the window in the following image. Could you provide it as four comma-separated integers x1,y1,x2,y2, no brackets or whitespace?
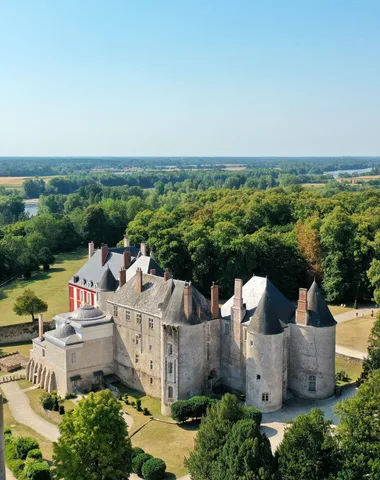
42,349,45,358
136,313,142,325
148,318,154,329
244,328,247,340
135,354,139,364
86,292,91,303
168,362,173,374
256,374,261,380
149,344,152,351
167,326,172,336
135,334,139,345
80,290,84,302
113,305,118,317
150,377,153,385
168,386,173,399
308,375,317,392
150,360,154,370
125,310,131,321
168,343,173,355
250,340,253,347
224,322,230,335
72,379,79,388
206,343,210,360
262,392,269,402
71,352,77,364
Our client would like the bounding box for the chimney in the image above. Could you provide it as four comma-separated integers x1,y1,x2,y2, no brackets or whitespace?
233,279,243,309
123,250,131,269
119,268,126,288
211,282,220,319
136,267,143,293
101,245,108,267
150,268,156,275
184,282,193,320
140,242,147,256
164,268,170,281
38,313,44,341
123,237,130,248
297,288,308,325
88,241,95,259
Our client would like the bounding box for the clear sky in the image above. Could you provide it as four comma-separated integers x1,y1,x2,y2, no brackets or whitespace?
0,0,379,156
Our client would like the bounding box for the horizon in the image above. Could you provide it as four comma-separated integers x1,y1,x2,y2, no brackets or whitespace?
1,1,380,156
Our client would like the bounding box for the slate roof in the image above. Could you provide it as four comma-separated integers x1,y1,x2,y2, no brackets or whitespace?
109,273,212,326
45,324,83,346
221,275,296,325
307,280,337,327
70,246,163,292
248,290,284,335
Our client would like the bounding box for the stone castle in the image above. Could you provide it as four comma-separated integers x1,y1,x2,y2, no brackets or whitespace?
27,240,336,414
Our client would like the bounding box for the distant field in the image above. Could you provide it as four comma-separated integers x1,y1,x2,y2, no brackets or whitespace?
337,175,380,183
336,315,374,353
0,248,87,326
0,175,58,188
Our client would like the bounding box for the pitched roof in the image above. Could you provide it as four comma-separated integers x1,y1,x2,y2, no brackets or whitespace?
248,290,284,335
109,273,211,326
221,275,295,325
70,246,162,292
307,281,337,327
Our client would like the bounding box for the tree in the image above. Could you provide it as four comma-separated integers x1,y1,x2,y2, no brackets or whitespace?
22,178,45,199
334,370,380,479
53,389,132,480
81,204,109,246
18,250,39,278
367,259,380,305
13,289,48,322
276,408,339,480
360,313,380,381
38,247,55,271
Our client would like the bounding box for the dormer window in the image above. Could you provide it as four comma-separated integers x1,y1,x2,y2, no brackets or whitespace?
81,278,86,286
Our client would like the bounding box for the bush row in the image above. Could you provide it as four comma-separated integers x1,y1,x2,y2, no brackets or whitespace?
5,429,51,480
171,396,216,422
132,447,166,480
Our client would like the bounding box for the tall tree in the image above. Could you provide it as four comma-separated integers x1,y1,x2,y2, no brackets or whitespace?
276,408,339,480
360,313,380,381
53,390,132,480
13,289,48,322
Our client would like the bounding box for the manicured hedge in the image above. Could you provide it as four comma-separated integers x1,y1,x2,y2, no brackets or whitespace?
26,449,43,461
14,437,39,460
132,453,153,476
171,396,216,422
141,457,167,480
25,461,51,480
5,435,51,480
132,447,145,459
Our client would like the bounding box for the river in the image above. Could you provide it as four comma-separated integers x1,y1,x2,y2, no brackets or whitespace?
326,167,372,179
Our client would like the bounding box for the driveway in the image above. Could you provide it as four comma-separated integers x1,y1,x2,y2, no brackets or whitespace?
261,385,356,450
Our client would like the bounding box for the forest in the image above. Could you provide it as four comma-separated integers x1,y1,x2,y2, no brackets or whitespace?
0,178,379,303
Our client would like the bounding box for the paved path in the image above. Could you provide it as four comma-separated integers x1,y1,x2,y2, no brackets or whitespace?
261,385,356,451
336,344,366,360
334,308,379,324
6,467,16,480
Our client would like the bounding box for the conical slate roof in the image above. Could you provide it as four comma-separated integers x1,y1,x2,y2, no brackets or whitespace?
248,290,284,335
98,266,117,292
307,281,336,327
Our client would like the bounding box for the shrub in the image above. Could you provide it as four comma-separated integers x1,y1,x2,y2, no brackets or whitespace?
25,460,51,479
242,405,262,426
59,405,65,415
14,437,39,460
40,393,54,410
143,407,150,416
136,399,142,411
130,401,136,408
132,447,145,459
64,392,77,400
27,449,43,461
171,396,215,422
132,453,153,476
336,370,349,382
142,457,167,480
123,394,130,405
4,426,12,435
53,396,59,412
6,442,25,477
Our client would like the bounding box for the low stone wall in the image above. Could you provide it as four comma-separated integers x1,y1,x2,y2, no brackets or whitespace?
0,320,55,345
336,352,364,364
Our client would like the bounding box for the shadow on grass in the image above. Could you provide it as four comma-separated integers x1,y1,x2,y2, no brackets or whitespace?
165,473,176,480
115,383,146,399
178,420,200,432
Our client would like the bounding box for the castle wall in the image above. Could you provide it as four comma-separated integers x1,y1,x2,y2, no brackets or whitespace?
0,321,54,345
246,331,284,412
288,323,336,399
220,317,246,394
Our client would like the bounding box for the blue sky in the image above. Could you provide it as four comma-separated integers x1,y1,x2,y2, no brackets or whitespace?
0,0,379,156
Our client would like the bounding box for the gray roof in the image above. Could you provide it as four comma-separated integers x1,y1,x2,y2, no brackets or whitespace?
109,273,211,326
70,246,162,292
45,324,83,346
221,275,295,325
248,290,284,335
71,305,106,321
307,281,337,327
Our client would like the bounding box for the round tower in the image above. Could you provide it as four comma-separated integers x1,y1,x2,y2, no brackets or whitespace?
289,281,336,399
246,291,284,413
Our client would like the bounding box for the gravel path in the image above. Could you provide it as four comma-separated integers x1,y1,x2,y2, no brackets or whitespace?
334,308,379,324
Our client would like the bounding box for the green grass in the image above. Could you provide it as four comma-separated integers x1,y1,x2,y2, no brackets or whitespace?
335,356,363,385
0,248,87,325
336,315,374,353
25,388,75,425
17,378,34,389
0,341,32,358
116,383,166,420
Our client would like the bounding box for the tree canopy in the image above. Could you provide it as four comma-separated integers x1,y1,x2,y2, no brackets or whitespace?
13,289,48,322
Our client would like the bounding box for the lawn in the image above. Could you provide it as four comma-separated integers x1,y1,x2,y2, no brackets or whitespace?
336,315,374,352
0,387,54,462
17,378,34,389
0,341,32,358
26,388,76,425
0,248,87,325
328,305,354,316
131,420,198,477
116,383,166,420
335,356,362,385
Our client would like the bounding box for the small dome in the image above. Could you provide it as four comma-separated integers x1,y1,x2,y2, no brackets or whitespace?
55,323,76,338
71,304,106,321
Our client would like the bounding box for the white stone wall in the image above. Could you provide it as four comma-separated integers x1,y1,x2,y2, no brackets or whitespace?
246,331,284,412
288,324,336,400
